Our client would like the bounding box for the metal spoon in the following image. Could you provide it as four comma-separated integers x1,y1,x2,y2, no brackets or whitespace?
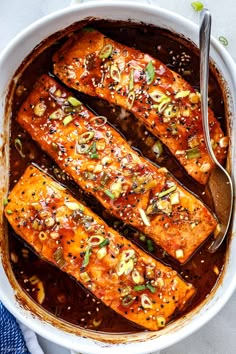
199,8,233,252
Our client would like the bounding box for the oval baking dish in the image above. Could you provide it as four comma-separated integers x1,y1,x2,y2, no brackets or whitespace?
0,2,236,354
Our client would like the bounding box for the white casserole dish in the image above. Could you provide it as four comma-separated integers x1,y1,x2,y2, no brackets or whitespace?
0,1,236,353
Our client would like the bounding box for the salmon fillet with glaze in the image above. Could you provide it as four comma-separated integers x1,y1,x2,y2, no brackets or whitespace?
16,75,217,263
52,28,228,185
5,165,195,331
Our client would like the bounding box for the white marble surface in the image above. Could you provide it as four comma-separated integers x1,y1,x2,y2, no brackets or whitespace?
1,0,236,353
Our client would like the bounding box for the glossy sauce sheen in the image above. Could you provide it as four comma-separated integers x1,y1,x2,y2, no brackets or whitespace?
8,21,226,332
53,29,227,185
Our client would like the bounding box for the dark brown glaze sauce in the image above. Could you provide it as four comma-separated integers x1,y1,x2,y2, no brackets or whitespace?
8,20,226,333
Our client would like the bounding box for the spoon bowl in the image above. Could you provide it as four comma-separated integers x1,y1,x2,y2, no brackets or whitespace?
199,9,234,252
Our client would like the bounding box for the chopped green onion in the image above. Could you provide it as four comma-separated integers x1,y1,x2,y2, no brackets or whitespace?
150,92,168,103
134,285,146,292
82,171,96,180
63,114,73,126
104,189,115,200
110,180,122,199
139,208,150,227
67,96,82,107
76,143,90,154
6,209,13,215
146,283,156,294
3,198,9,206
65,201,84,211
88,235,105,247
152,140,163,158
139,234,146,242
96,246,107,260
191,2,204,11
147,239,154,252
100,173,112,186
175,90,190,99
78,131,95,144
110,64,121,82
99,44,113,59
170,123,178,135
219,36,228,46
49,108,64,120
80,271,91,283
140,293,153,309
186,147,201,159
99,238,110,248
129,68,134,91
90,141,99,159
53,247,66,269
126,91,135,110
90,153,99,159
82,247,91,268
90,116,107,127
145,61,155,85
122,295,135,307
158,185,177,199
14,138,25,158
150,93,171,112
63,106,74,113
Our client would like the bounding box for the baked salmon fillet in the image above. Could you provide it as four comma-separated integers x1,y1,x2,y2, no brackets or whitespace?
16,74,217,263
52,28,228,185
5,165,195,331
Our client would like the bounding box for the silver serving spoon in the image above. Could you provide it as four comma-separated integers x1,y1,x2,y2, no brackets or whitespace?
199,8,233,252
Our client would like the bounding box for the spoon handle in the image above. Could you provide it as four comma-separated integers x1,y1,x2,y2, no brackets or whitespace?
200,9,217,164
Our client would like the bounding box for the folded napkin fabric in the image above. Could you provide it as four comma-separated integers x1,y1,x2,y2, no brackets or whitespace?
0,301,45,354
0,301,30,354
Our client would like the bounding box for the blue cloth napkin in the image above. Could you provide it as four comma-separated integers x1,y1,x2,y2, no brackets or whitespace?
0,302,30,354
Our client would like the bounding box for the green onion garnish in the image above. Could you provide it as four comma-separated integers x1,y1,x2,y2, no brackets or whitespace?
90,141,99,159
152,140,163,158
126,91,135,110
99,44,113,59
158,185,177,199
186,147,201,159
67,96,82,107
100,173,112,186
139,234,146,242
104,189,115,200
6,209,13,215
49,108,64,120
82,247,91,268
122,295,135,307
53,247,66,269
129,68,134,91
110,64,121,82
91,153,99,159
78,131,95,144
99,238,110,248
145,61,155,85
147,239,154,252
134,285,146,292
191,2,204,11
63,114,73,126
90,116,107,127
146,283,156,294
219,36,228,46
14,138,25,158
3,198,8,206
